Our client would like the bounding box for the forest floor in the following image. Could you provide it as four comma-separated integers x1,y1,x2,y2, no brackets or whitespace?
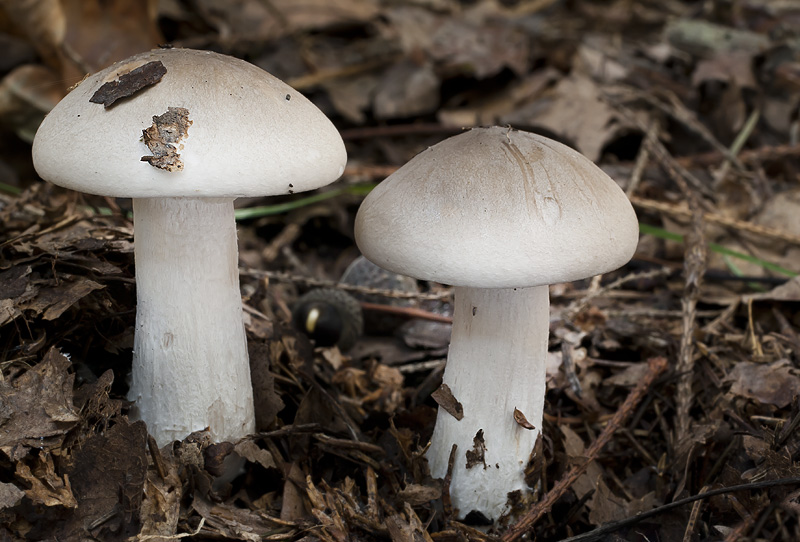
2,1,800,540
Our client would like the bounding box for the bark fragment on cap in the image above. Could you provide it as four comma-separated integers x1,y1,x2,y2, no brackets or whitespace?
89,60,167,108
141,107,192,172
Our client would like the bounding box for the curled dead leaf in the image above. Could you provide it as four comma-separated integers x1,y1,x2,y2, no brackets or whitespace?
513,407,535,430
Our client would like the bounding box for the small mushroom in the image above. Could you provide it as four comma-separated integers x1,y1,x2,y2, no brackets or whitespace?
32,48,346,446
354,126,638,521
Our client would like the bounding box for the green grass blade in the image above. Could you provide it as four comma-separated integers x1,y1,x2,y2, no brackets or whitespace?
234,183,376,221
639,223,798,278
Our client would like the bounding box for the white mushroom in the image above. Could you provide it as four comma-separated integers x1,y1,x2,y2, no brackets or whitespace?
354,126,638,521
32,48,346,446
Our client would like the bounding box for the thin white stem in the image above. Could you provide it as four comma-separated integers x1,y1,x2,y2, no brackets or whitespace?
129,197,255,446
427,285,549,521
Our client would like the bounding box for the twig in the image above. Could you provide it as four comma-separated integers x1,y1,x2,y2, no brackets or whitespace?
131,518,205,541
620,104,708,445
682,485,710,542
501,356,669,542
722,501,767,542
677,142,800,168
674,193,707,446
340,123,464,140
713,107,759,185
630,195,800,246
361,302,452,324
342,142,800,183
564,267,671,318
627,118,659,196
555,478,800,542
239,267,452,301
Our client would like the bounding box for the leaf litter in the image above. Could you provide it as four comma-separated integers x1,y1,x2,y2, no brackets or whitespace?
2,0,800,540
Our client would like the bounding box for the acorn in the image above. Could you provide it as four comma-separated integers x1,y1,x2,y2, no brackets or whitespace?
340,256,418,334
291,288,363,350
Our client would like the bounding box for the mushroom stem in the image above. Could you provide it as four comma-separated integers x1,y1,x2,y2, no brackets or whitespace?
427,285,549,521
129,197,256,446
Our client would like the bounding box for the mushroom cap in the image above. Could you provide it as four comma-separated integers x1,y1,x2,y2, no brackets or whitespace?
354,127,639,288
32,48,346,198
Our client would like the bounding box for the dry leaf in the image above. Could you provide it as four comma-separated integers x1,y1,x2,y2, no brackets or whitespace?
502,74,627,161
63,419,148,540
725,359,800,408
234,440,276,470
0,348,79,457
513,408,536,430
16,453,77,508
0,482,25,510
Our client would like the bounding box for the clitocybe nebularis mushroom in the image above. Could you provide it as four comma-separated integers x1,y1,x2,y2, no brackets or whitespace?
354,126,638,521
32,48,346,446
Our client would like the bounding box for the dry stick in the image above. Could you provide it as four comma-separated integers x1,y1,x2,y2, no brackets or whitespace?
627,118,659,196
623,88,747,173
613,101,709,445
360,301,453,324
342,144,800,182
677,141,800,168
682,485,710,542
713,107,760,186
564,267,671,318
630,195,800,246
643,132,708,446
722,501,765,542
556,478,800,542
239,267,452,301
501,356,669,542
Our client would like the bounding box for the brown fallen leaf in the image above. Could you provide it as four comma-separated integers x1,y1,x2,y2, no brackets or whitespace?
502,73,631,161
724,359,800,408
513,408,535,430
0,348,79,459
234,439,276,470
586,477,657,526
16,452,77,508
248,340,285,432
0,482,25,510
63,419,148,541
139,439,182,539
19,277,104,321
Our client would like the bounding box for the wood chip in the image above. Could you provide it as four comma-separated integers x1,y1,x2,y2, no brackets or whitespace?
431,383,463,420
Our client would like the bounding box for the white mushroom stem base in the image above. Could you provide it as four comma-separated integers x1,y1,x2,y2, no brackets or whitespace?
129,197,256,446
426,286,548,521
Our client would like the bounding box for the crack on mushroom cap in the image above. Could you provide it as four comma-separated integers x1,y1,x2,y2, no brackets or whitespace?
141,107,192,172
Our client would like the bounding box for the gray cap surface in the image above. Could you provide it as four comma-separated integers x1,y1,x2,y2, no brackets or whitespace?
33,48,346,198
355,126,639,288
